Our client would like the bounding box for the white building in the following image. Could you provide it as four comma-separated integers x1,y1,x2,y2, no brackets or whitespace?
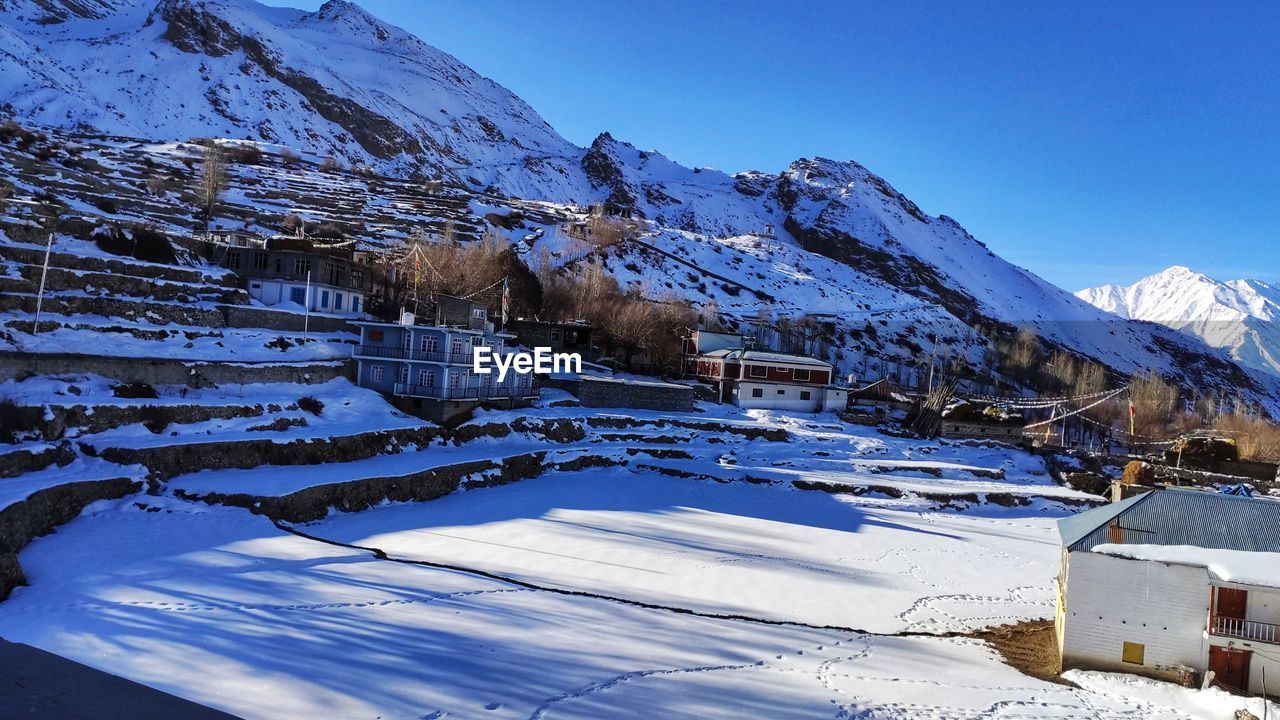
1056,489,1280,695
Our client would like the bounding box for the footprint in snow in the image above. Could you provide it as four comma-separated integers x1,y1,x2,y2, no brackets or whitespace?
484,703,501,711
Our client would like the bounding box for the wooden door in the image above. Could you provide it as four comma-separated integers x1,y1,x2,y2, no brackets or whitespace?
1217,587,1248,619
1208,646,1252,692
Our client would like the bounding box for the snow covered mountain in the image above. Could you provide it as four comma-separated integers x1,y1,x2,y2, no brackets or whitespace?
1079,267,1280,378
1,0,1276,408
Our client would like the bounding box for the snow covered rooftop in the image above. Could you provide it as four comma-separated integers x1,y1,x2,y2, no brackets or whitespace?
1093,543,1280,589
697,349,832,368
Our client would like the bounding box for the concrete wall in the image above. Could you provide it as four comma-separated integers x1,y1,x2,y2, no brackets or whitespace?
1060,551,1211,680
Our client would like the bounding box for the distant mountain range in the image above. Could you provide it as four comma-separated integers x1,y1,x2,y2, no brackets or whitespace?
1078,267,1280,379
1,0,1276,409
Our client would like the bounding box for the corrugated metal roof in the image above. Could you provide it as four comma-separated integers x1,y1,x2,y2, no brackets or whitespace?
1057,491,1150,548
1061,488,1280,553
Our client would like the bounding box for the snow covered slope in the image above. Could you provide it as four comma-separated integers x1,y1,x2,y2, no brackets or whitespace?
2,0,1276,408
0,0,588,187
1079,267,1280,378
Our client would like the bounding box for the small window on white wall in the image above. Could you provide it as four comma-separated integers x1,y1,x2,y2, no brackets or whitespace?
800,390,812,400
751,388,763,398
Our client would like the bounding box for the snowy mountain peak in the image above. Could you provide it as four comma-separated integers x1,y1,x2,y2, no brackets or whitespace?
1078,267,1280,378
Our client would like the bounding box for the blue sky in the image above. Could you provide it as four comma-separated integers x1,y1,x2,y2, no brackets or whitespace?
276,0,1278,291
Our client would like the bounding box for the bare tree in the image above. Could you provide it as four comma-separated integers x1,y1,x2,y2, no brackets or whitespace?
197,144,227,237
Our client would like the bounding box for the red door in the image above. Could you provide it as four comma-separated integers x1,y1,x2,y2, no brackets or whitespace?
1208,646,1252,692
1217,587,1248,619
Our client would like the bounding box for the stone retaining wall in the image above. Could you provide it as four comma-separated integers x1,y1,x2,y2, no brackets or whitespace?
546,377,694,412
0,293,229,327
5,403,267,441
98,426,439,480
218,305,355,333
0,477,141,599
0,352,351,386
0,244,229,286
0,443,76,479
14,266,250,304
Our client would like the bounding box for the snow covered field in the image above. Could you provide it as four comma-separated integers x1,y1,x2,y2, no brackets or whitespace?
1,496,1270,720
310,467,1065,633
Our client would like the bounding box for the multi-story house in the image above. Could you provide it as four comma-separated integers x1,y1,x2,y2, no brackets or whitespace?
210,234,372,317
1056,488,1280,695
505,319,594,359
352,295,534,423
683,331,846,412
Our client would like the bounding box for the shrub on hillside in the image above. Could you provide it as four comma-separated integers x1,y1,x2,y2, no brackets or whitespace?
0,398,24,443
131,226,177,264
297,396,324,416
92,226,134,257
91,196,118,214
318,156,343,173
226,143,263,164
113,382,159,399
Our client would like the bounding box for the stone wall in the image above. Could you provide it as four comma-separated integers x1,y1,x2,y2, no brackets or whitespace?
218,305,355,333
99,426,438,480
5,403,267,441
0,352,351,386
0,477,142,599
547,377,694,412
0,293,228,327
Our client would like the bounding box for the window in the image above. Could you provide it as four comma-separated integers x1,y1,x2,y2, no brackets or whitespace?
751,388,763,398
748,365,767,378
777,389,786,395
472,308,486,320
289,287,306,305
451,338,464,355
320,290,330,308
324,261,339,285
334,293,343,311
794,369,811,381
253,252,268,270
418,368,434,387
449,370,462,388
294,258,311,276
351,296,360,313
227,252,241,269
398,365,409,385
402,332,412,351
420,335,438,352
1121,642,1145,665
274,257,282,273
800,390,812,400
370,365,384,382
351,269,364,289
550,328,562,343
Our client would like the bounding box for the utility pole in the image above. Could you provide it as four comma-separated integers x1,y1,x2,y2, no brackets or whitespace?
32,226,54,336
302,270,312,342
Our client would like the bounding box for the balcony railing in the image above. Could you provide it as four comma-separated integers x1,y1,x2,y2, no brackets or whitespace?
393,383,536,401
356,345,475,365
1211,615,1280,644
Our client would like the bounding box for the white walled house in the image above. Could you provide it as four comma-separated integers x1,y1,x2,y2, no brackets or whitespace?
687,347,847,413
1056,489,1280,695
